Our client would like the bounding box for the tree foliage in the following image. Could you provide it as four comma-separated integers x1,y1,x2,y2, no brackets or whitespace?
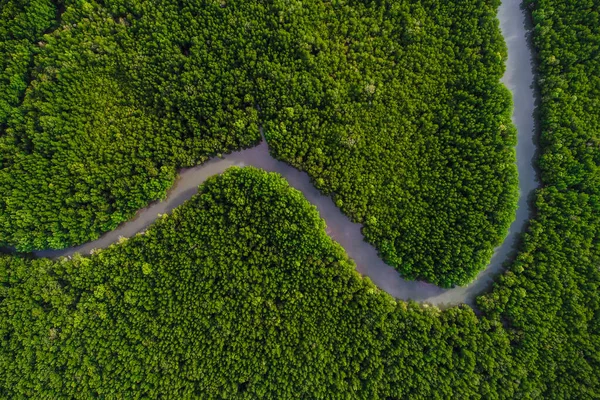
0,0,56,132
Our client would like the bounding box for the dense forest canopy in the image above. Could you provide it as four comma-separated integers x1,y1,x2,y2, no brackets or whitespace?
1,162,597,398
0,0,598,398
0,0,518,286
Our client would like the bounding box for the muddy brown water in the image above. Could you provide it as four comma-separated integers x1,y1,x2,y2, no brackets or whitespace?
32,0,538,307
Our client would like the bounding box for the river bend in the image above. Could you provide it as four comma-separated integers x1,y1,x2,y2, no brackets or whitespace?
31,0,538,307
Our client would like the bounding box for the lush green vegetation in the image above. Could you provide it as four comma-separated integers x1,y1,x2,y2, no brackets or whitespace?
0,0,598,398
0,0,518,286
478,0,600,396
0,167,518,398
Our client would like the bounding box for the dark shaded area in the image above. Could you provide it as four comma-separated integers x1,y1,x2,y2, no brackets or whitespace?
44,0,66,35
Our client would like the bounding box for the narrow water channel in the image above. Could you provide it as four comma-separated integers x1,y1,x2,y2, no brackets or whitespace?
33,0,538,307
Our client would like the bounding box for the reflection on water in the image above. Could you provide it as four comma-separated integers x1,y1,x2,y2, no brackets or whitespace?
33,0,538,307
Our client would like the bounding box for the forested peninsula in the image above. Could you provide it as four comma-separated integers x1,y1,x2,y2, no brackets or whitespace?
0,0,598,398
1,168,515,398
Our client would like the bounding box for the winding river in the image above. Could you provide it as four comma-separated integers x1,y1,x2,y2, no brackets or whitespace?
32,0,538,308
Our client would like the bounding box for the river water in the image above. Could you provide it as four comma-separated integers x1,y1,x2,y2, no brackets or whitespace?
33,0,538,307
